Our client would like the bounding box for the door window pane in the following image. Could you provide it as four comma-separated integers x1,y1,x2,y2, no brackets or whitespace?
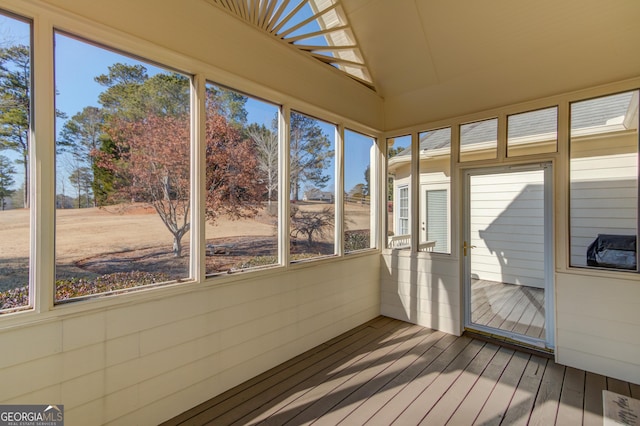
290,111,336,261
460,118,498,162
344,129,375,253
0,13,31,313
569,91,639,271
469,168,547,342
55,33,191,302
387,135,411,249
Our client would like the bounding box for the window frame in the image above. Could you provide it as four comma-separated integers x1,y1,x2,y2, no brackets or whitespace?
421,186,450,253
397,184,409,236
0,11,34,314
0,2,385,321
567,90,639,273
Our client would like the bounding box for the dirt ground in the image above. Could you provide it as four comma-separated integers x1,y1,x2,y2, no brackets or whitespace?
0,201,372,293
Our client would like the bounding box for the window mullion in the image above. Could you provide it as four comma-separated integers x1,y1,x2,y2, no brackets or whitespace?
191,74,206,283
32,16,55,312
335,124,344,256
279,105,290,267
410,132,420,251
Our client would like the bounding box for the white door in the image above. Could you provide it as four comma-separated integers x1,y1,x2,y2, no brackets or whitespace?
464,164,554,349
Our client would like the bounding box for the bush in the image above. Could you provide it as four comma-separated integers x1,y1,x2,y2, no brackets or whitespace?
234,256,278,269
55,271,171,300
345,230,371,252
0,285,28,311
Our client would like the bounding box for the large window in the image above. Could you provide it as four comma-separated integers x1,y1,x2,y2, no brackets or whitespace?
289,111,336,261
0,13,31,313
54,33,191,302
205,83,280,274
387,135,411,249
418,127,451,253
569,90,639,271
344,129,375,253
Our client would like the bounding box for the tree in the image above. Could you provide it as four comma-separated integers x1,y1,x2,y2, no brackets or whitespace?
204,111,263,227
99,109,262,258
0,45,29,208
93,65,262,258
92,65,191,206
95,63,149,120
68,166,93,208
0,154,15,210
363,164,370,196
289,113,332,201
99,113,191,257
206,85,248,127
247,122,278,206
58,106,105,206
348,183,365,199
290,206,333,246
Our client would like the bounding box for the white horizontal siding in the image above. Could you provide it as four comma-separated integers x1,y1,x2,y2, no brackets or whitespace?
380,252,461,335
556,272,640,384
570,152,637,267
470,170,545,288
0,255,380,425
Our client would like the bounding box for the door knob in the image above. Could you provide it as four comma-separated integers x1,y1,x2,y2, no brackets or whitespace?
463,241,476,256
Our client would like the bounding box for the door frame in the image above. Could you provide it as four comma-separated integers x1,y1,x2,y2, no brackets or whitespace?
462,163,555,350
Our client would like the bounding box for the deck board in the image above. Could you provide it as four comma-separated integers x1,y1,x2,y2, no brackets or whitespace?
500,354,547,425
555,367,586,426
162,317,638,426
528,360,565,425
583,372,607,426
472,350,531,425
446,346,514,425
471,279,545,340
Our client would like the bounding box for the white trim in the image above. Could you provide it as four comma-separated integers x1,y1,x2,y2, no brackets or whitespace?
396,185,409,237
335,123,344,256
191,75,206,283
279,105,290,267
32,13,55,314
420,186,450,253
463,163,555,349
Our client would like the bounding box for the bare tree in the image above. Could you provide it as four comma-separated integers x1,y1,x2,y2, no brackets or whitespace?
290,206,334,246
248,123,278,207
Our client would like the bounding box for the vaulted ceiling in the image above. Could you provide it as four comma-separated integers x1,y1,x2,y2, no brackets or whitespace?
48,0,640,130
343,0,640,127
206,0,640,129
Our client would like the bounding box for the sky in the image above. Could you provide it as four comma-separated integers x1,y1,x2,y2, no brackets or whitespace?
0,8,371,196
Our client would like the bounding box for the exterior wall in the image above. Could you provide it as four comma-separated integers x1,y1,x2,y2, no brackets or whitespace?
381,251,461,335
569,133,637,267
470,170,545,288
0,254,380,425
556,271,640,384
382,81,640,386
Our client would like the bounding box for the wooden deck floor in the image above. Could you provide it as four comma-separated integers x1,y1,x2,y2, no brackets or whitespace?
164,316,640,426
471,279,545,340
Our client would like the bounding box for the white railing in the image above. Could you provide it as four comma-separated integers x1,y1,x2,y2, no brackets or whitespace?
387,234,436,251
